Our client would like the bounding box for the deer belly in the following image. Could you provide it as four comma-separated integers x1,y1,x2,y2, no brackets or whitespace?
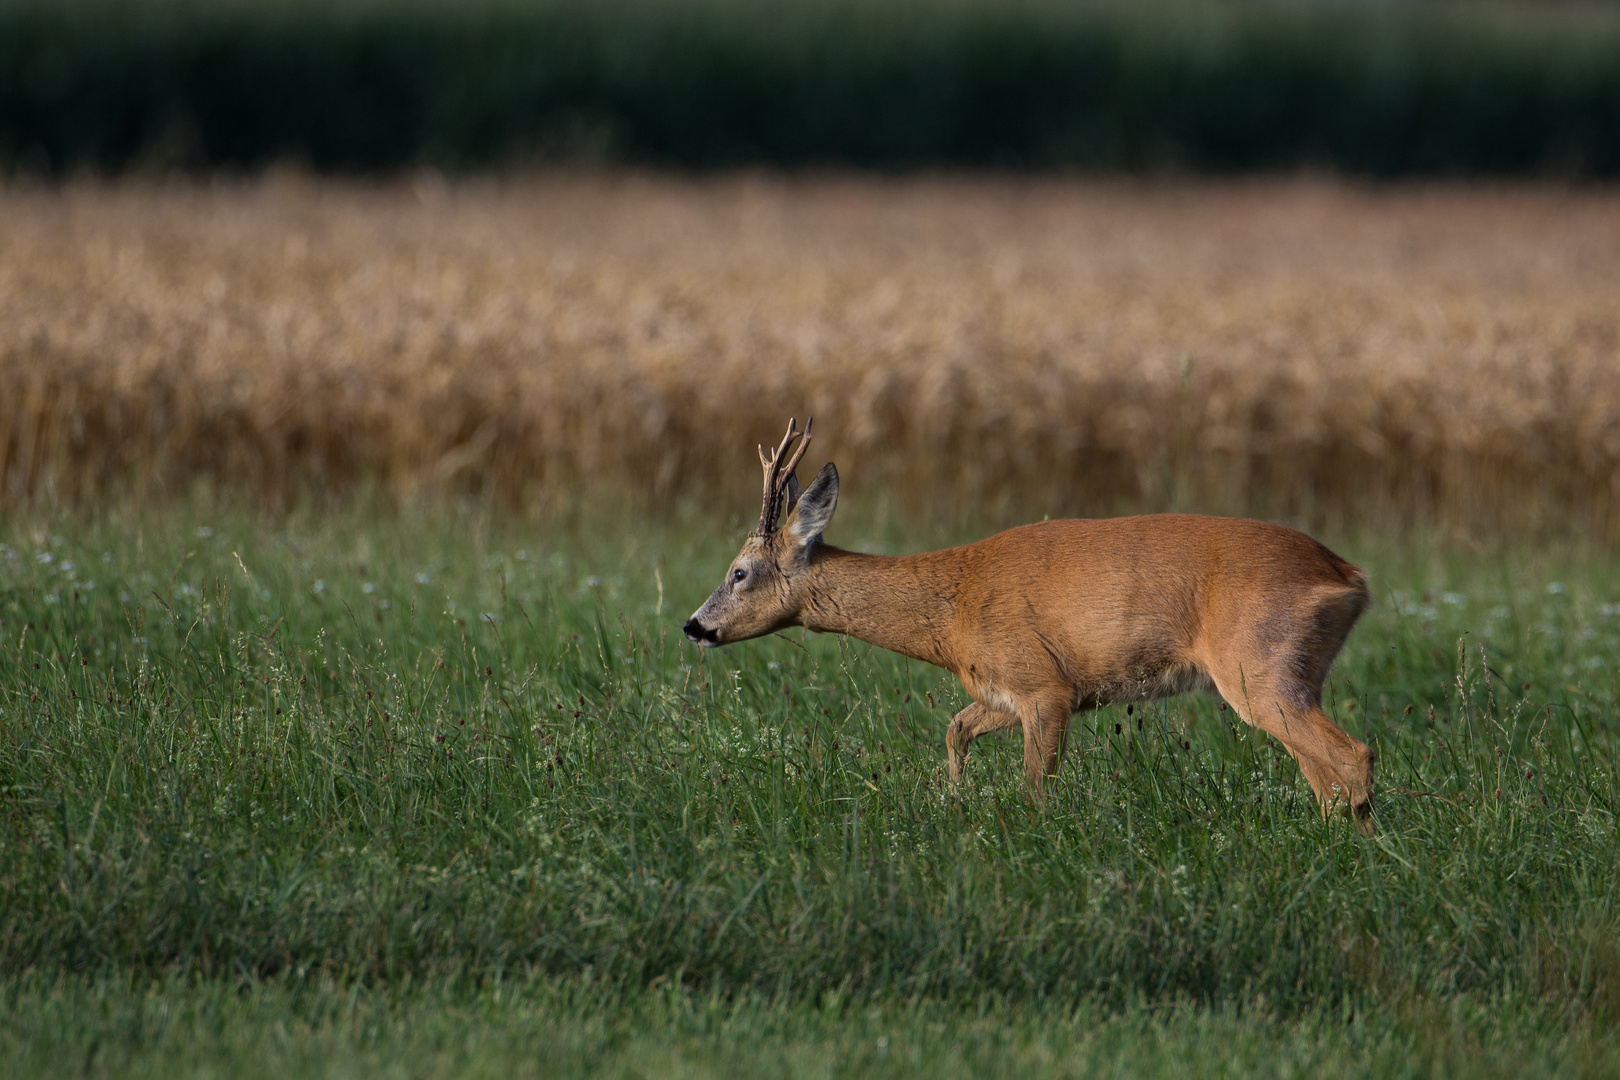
1076,660,1216,710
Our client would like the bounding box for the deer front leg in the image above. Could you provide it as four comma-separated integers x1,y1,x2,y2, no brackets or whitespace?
1018,692,1078,797
946,701,1020,783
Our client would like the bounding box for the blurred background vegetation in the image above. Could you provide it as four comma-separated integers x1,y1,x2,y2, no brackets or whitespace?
3,0,1620,176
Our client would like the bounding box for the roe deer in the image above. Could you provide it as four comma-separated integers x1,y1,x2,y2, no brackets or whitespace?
684,419,1375,829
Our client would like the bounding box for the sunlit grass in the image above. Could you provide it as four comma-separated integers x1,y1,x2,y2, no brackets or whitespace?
2,502,1619,1075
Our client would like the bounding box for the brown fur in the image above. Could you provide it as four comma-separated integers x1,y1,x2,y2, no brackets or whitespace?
687,466,1375,829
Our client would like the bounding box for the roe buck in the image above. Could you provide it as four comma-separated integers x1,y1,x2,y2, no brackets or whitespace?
684,419,1375,828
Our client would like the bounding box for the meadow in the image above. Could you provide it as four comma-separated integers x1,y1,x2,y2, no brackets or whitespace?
4,175,1620,1075
2,500,1620,1076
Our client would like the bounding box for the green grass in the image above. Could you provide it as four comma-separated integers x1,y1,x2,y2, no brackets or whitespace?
3,500,1620,1075
4,973,1618,1079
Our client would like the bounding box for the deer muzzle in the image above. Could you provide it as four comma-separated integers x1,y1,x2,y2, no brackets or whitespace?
683,616,719,646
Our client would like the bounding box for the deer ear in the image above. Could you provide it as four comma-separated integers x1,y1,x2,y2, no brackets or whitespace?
783,472,803,516
787,462,838,549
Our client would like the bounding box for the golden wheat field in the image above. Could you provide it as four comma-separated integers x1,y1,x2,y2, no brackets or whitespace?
3,173,1618,533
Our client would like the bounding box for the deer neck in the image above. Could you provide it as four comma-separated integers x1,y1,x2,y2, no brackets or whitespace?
797,545,958,669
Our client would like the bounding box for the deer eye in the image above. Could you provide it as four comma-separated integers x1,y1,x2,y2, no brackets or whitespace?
731,568,747,584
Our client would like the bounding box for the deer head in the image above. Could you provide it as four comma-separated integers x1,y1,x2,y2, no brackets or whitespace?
683,418,839,647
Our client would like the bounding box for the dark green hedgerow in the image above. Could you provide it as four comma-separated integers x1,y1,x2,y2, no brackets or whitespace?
2,0,1619,175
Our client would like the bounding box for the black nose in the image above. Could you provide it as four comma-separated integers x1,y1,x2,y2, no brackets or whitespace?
683,618,718,644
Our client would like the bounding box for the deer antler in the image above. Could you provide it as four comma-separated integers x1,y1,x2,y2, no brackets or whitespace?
753,417,813,536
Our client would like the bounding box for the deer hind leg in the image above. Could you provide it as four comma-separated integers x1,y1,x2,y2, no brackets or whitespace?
1224,685,1375,830
1292,704,1375,826
1206,588,1375,829
1207,663,1373,820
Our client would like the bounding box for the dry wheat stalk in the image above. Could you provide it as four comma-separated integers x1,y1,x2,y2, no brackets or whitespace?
2,174,1617,533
